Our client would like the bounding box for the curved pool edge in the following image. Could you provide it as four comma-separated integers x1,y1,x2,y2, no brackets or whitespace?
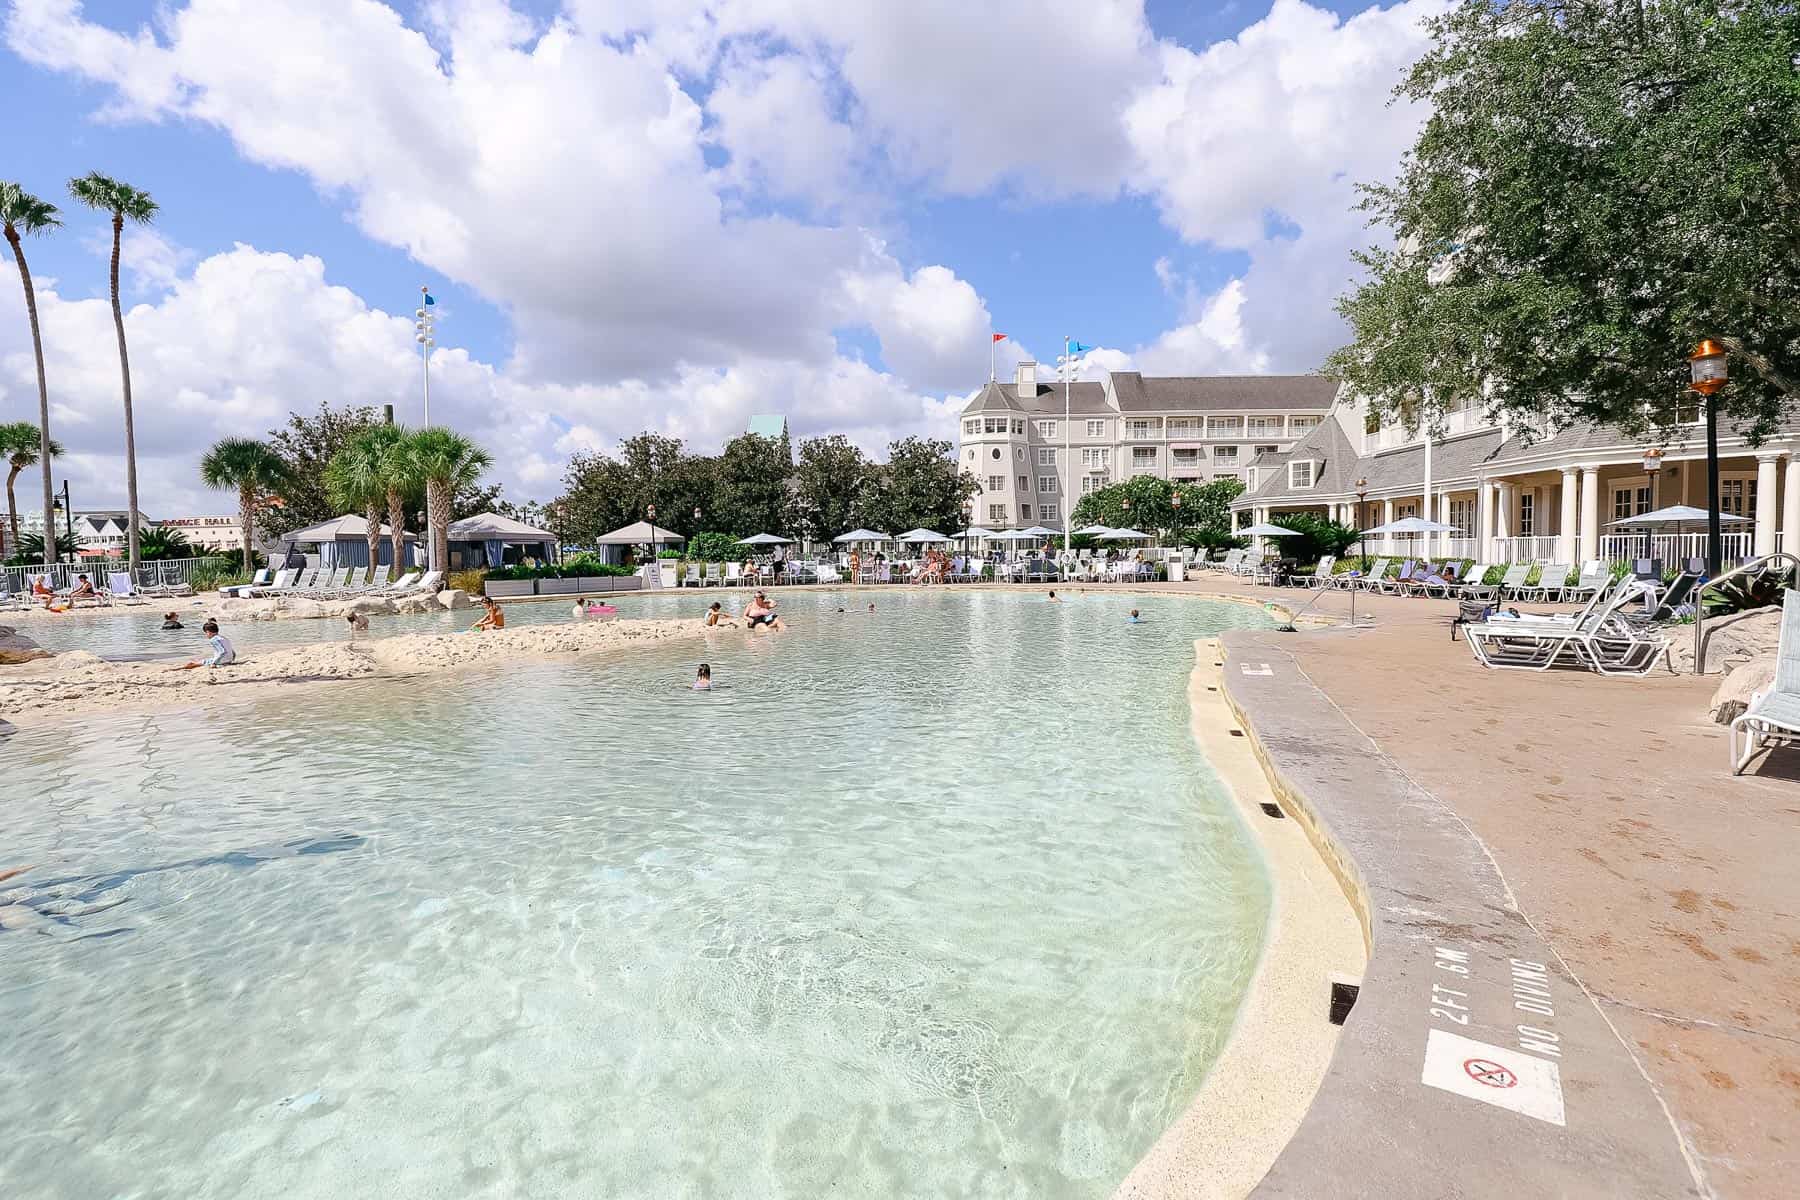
1111,638,1367,1200
1215,630,1707,1199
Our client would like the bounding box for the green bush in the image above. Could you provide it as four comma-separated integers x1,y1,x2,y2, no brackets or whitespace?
187,558,246,592
448,568,487,594
658,548,682,559
1271,514,1359,566
685,531,742,562
483,557,633,581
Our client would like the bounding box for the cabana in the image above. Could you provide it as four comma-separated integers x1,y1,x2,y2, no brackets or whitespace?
277,515,417,569
591,520,685,565
446,511,560,570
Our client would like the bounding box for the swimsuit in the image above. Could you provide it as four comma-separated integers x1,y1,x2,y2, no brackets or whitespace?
748,612,775,627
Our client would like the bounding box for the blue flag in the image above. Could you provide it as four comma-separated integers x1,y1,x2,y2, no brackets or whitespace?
423,293,436,306
1070,340,1093,353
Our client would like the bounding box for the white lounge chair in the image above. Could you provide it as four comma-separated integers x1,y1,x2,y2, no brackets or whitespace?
221,567,272,598
1294,555,1336,589
1493,564,1533,600
1465,580,1667,675
1730,589,1800,773
1519,563,1573,603
105,572,147,605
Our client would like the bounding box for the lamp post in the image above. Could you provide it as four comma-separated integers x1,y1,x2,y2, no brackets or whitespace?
50,479,73,561
1170,488,1183,554
1687,340,1728,576
1641,447,1664,560
1352,477,1368,626
414,287,436,425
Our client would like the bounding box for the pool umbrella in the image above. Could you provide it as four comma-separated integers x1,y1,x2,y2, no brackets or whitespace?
1072,524,1113,537
1102,527,1153,540
1237,521,1302,537
832,529,892,543
1607,505,1749,527
991,529,1040,541
1019,526,1061,538
898,528,952,543
736,533,794,545
1358,516,1456,536
953,526,997,539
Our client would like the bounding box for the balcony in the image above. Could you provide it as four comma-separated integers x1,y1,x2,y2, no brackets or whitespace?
1121,425,1164,442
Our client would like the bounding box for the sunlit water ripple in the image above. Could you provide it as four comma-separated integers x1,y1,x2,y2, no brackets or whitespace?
2,589,1275,1198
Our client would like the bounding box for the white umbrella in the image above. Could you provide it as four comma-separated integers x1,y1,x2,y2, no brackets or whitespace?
1238,521,1302,537
1103,527,1153,540
954,526,998,539
992,529,1040,541
1359,516,1457,536
1019,525,1060,538
1608,504,1749,527
736,533,794,545
1072,524,1113,537
832,529,892,543
898,528,952,543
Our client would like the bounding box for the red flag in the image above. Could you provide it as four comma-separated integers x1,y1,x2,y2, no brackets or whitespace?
992,333,1007,343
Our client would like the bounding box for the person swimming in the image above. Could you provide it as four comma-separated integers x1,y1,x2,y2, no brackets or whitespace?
1127,608,1144,624
161,612,184,630
744,591,785,631
693,663,713,690
1047,590,1059,602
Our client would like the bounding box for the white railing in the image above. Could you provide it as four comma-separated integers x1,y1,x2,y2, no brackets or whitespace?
1598,531,1754,569
1491,536,1560,562
2,555,226,595
1442,537,1479,559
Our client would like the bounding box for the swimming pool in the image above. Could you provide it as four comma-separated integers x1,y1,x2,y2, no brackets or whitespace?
1,590,1274,1197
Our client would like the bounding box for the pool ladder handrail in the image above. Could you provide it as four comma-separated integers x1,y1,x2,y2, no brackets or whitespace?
1691,551,1798,674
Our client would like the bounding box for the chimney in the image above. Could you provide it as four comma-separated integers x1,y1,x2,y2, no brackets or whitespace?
1015,361,1037,393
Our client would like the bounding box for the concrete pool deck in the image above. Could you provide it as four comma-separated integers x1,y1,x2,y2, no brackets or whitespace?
1138,575,1797,1199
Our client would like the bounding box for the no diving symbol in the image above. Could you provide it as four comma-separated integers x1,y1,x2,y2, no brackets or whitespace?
1464,1058,1518,1089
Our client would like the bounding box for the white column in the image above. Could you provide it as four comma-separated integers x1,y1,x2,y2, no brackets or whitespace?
1477,479,1495,561
1783,453,1800,556
1755,453,1781,558
1578,467,1600,565
1494,482,1513,557
1558,468,1579,564
1437,492,1452,553
1381,498,1396,553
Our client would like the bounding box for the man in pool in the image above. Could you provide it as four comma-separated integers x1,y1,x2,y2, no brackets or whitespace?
173,620,236,670
1127,608,1145,624
471,597,505,631
705,601,736,627
1047,590,1060,602
743,591,785,632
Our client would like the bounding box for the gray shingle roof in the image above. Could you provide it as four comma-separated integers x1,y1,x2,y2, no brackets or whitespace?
963,380,1111,415
1111,372,1338,412
1233,422,1506,508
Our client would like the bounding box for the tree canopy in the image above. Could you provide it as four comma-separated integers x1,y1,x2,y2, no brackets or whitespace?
1071,476,1245,549
1326,0,1800,441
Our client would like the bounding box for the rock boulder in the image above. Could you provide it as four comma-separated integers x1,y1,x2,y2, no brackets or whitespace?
1710,656,1776,725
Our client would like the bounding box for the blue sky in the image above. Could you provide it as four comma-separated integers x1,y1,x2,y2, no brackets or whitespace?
0,0,1444,510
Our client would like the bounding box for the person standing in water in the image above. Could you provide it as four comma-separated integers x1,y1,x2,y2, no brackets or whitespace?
693,663,713,690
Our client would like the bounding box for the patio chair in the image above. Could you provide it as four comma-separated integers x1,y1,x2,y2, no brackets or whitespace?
373,570,421,596
1413,561,1465,598
1452,564,1497,600
221,567,273,598
1561,566,1611,604
248,568,298,597
1518,563,1573,603
1730,589,1800,773
1334,557,1387,590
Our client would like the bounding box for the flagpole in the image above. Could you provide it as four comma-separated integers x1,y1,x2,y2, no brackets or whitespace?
1063,335,1072,553
416,285,436,425
989,334,995,383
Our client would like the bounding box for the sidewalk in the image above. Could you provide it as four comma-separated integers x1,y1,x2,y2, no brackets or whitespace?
1155,574,1798,1198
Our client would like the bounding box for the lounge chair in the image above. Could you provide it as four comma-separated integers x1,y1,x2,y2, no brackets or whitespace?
1561,566,1611,604
1411,561,1464,598
1452,564,1497,600
221,567,272,598
1465,580,1668,675
375,570,422,596
1293,555,1336,589
105,572,148,605
1335,557,1388,590
1518,563,1573,603
1493,564,1533,600
1374,559,1417,595
1729,589,1800,773
249,568,298,597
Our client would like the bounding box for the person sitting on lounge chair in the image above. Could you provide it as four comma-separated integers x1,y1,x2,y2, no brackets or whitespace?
68,574,96,601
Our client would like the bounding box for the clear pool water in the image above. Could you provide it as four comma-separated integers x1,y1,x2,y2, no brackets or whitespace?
2,590,1274,1198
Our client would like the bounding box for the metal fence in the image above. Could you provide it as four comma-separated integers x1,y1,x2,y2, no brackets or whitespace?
1599,531,1753,570
1,555,226,596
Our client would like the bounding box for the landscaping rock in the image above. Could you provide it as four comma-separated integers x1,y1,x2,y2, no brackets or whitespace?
0,626,50,665
434,588,471,610
1710,655,1776,725
1671,605,1784,674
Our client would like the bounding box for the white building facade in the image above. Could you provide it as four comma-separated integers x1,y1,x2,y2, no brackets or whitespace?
1232,389,1800,567
956,363,1337,530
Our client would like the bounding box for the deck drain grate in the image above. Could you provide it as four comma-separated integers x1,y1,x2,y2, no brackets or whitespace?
1259,802,1284,820
1328,981,1360,1026
1228,729,1244,737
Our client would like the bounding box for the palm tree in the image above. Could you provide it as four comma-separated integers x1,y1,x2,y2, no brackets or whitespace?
0,420,61,556
1,182,63,568
68,172,157,577
135,525,192,561
198,438,289,573
325,424,410,579
403,427,492,573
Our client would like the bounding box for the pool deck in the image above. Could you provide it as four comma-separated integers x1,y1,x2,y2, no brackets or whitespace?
1137,576,1797,1199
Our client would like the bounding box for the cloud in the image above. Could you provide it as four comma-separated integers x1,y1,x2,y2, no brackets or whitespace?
0,246,962,514
1123,0,1448,371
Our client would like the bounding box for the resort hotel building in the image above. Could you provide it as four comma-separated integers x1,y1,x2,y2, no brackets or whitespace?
1230,389,1800,568
957,362,1338,529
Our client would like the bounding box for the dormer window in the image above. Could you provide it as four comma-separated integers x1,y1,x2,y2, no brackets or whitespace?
1289,460,1317,489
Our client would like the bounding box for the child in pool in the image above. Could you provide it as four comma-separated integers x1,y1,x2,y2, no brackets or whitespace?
693,663,713,690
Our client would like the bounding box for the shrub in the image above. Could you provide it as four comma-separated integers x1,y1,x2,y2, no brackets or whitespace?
1272,514,1359,566
686,531,742,562
448,569,486,595
658,548,682,559
188,558,246,592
